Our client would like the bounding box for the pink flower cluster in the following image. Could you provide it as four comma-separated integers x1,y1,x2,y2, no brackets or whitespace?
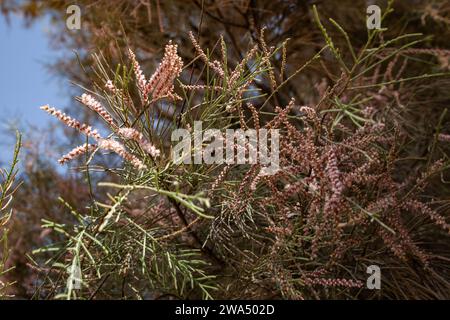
58,143,97,165
41,98,160,169
81,93,116,128
40,105,101,140
128,41,183,104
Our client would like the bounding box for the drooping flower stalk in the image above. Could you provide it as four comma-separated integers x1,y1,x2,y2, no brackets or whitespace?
41,105,151,170
189,31,224,78
40,105,102,140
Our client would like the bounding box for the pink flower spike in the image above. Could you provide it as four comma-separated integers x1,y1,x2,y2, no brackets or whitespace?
40,105,102,140
58,143,97,165
128,49,148,103
80,93,116,128
145,41,184,102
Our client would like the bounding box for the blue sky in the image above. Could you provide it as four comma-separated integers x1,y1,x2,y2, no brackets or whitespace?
0,13,67,164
